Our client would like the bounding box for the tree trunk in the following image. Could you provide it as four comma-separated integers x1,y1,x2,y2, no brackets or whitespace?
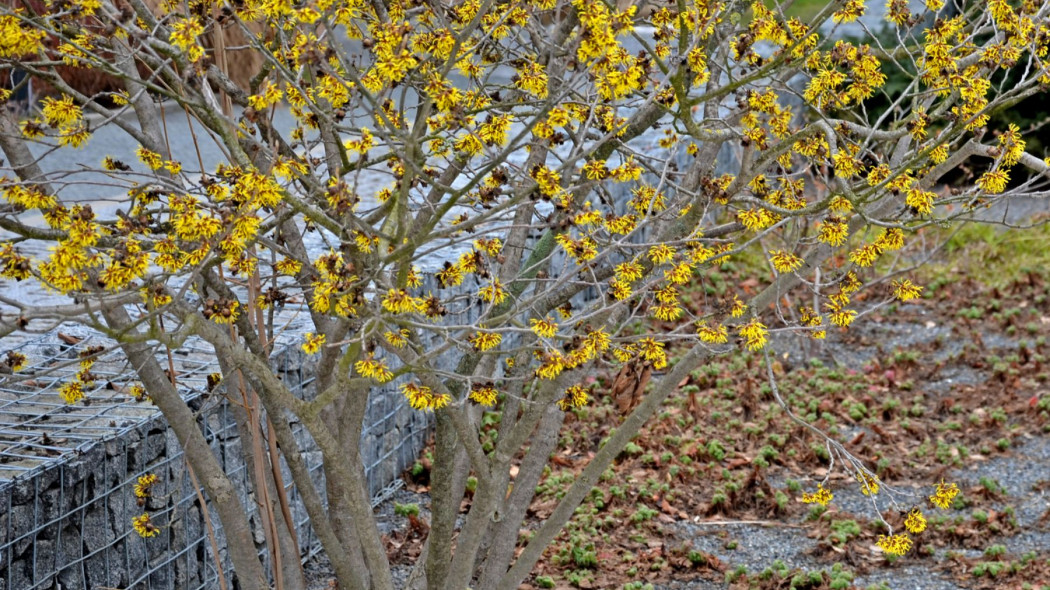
101,305,269,589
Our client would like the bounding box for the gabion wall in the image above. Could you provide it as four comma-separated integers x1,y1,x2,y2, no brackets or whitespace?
0,333,431,590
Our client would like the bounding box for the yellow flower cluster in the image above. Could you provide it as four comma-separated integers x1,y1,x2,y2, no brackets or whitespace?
478,279,508,305
468,331,502,352
892,279,923,301
60,381,85,405
556,234,598,264
904,508,927,534
557,384,590,410
876,534,912,557
928,480,959,509
385,329,410,349
533,327,612,381
798,306,826,339
402,383,450,411
738,208,777,231
998,124,1026,167
801,484,833,506
383,289,426,314
849,243,882,268
134,473,158,499
311,251,360,317
4,351,28,372
905,187,936,215
976,169,1009,194
0,244,32,281
301,332,326,355
857,472,880,496
513,62,548,98
696,322,729,344
637,337,667,369
769,250,803,273
738,319,768,351
169,18,205,62
355,357,394,383
132,513,160,538
0,14,46,58
469,383,499,407
530,317,558,339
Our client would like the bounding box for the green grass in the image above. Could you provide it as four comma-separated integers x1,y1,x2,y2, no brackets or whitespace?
929,221,1050,287
764,0,828,22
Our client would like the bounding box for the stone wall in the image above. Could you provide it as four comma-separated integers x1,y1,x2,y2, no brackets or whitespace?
0,339,431,590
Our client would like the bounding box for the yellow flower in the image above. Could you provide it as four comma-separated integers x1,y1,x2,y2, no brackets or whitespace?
536,350,566,380
275,258,302,275
637,337,668,369
301,332,326,355
557,384,590,410
384,329,410,349
41,95,81,128
556,234,598,264
857,472,880,496
136,146,164,171
998,124,1025,167
130,384,149,402
730,295,747,318
436,261,465,288
514,62,548,98
929,144,949,164
648,244,675,265
976,169,1009,194
401,383,450,411
876,533,912,556
60,381,85,404
469,384,499,407
132,513,160,538
478,279,508,305
135,473,158,498
905,188,935,215
892,279,923,301
769,250,803,273
382,289,424,314
355,356,394,383
829,308,857,328
615,261,644,282
664,262,693,285
801,484,833,506
4,351,28,372
696,322,729,344
818,221,849,247
530,317,558,339
652,304,682,321
468,331,502,351
739,319,768,351
904,509,927,534
929,480,959,509
609,280,632,300
738,208,776,231
849,244,882,267
581,159,608,180
875,228,906,251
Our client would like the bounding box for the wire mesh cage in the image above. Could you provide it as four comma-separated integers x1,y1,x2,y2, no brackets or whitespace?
0,324,430,589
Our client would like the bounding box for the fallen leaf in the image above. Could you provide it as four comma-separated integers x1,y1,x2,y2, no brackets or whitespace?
726,457,750,469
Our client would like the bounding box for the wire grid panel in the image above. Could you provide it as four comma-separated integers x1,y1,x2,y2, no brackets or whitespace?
0,326,431,589
0,328,215,482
